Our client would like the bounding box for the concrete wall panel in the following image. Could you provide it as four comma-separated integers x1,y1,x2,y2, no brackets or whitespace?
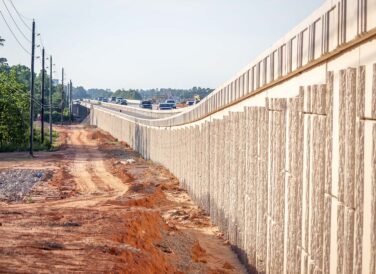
84,5,376,269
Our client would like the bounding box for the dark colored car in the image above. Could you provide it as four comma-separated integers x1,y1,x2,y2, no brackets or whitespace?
120,99,128,105
140,100,153,109
186,100,195,106
165,99,176,109
158,103,173,110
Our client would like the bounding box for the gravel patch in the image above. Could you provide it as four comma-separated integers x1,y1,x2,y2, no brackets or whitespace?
0,169,49,202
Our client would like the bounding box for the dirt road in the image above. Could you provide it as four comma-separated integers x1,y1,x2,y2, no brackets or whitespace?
0,125,246,274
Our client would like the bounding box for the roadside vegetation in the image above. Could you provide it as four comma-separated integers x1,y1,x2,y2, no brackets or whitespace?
0,37,61,152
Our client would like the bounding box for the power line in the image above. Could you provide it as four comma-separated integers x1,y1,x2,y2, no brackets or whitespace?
8,0,31,31
1,0,31,43
0,10,31,54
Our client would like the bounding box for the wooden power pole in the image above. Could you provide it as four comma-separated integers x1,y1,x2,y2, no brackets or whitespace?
70,80,73,123
29,20,35,156
49,55,53,145
41,47,45,143
60,68,64,125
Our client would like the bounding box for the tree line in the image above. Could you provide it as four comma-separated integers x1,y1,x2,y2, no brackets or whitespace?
72,87,143,101
72,86,213,102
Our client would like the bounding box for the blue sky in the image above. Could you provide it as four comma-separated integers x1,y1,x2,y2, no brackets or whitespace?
1,0,325,90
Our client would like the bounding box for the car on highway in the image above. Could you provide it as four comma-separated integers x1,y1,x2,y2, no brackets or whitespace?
110,96,117,102
116,97,123,104
186,100,195,106
165,99,176,109
102,98,108,102
139,100,153,109
119,99,128,105
97,97,104,102
158,103,173,110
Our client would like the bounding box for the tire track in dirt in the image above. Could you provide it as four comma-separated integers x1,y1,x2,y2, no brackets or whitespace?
68,128,128,195
69,130,99,193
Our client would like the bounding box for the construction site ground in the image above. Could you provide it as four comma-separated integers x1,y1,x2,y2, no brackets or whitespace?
0,125,246,274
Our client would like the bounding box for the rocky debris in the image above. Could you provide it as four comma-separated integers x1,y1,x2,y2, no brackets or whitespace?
113,158,136,166
0,169,48,202
122,159,136,165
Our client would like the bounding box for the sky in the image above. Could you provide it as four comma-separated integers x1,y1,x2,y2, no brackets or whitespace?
0,0,325,90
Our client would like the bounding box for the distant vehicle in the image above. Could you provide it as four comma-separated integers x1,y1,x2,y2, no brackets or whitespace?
165,99,176,109
186,100,195,106
158,103,173,110
110,96,117,102
102,98,108,102
140,100,152,109
116,97,123,104
98,97,104,102
119,99,128,105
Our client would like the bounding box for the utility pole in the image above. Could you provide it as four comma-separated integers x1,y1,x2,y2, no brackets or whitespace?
67,80,70,124
60,68,64,125
70,80,73,123
49,55,53,145
41,47,45,143
29,20,35,156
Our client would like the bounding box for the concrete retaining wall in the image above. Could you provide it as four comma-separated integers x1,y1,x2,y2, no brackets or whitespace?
85,0,376,272
89,62,376,273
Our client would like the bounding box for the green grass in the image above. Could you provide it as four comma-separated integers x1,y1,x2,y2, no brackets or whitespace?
0,128,59,152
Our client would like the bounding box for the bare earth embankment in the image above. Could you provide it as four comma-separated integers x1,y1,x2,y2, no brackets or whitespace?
0,125,245,274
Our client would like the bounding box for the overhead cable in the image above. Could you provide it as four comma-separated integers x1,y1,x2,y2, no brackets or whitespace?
0,10,31,55
1,0,31,43
8,0,31,31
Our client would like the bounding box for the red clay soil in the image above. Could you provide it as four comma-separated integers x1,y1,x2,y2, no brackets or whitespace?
0,125,246,274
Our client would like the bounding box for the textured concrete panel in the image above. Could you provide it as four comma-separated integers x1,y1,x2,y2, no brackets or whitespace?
337,203,345,274
338,69,346,204
323,72,333,274
354,70,365,274
256,107,268,273
373,64,376,118
344,68,356,209
85,63,376,273
370,124,376,274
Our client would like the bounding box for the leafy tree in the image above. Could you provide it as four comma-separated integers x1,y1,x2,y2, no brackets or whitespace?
0,58,7,65
12,65,30,87
0,69,29,148
0,37,7,66
87,88,112,99
139,87,213,101
73,86,88,99
113,89,142,100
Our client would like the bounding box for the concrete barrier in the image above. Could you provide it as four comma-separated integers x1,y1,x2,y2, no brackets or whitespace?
84,100,183,119
84,0,376,272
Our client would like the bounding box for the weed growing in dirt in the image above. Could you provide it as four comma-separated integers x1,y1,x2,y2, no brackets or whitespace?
0,128,59,152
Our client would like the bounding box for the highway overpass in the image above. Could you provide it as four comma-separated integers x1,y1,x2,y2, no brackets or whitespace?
82,0,376,272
